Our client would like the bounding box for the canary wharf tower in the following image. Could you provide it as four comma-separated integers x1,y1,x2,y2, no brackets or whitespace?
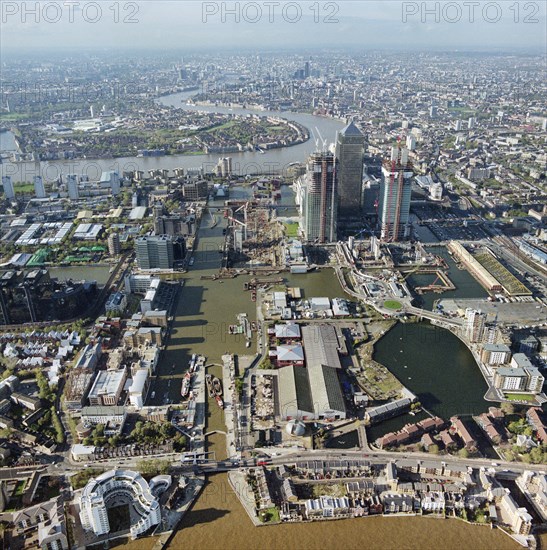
335,120,365,220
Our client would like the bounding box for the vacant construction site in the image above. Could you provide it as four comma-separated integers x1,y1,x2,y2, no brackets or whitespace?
224,202,285,268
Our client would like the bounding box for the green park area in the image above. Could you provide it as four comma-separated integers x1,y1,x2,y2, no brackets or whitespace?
383,300,402,310
259,506,280,523
504,393,536,403
283,222,299,238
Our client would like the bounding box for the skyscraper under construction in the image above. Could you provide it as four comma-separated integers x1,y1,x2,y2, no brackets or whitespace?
301,150,338,243
378,145,413,241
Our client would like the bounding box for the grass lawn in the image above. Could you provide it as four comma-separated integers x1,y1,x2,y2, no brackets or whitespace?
70,468,105,489
260,506,280,523
13,480,26,496
504,393,536,402
383,300,402,310
208,119,238,132
14,183,35,194
0,113,29,121
283,222,299,238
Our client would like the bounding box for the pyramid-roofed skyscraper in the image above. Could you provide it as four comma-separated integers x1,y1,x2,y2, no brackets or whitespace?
335,120,365,220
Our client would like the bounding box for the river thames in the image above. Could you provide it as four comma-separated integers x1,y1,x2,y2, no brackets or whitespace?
0,91,344,182
120,439,521,550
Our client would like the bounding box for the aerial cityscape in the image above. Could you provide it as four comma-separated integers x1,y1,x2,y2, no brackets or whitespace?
0,1,546,549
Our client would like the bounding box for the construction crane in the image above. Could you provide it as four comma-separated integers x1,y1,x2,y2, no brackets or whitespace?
384,136,410,242
234,201,249,223
384,139,399,242
354,227,374,239
313,125,329,152
226,201,249,243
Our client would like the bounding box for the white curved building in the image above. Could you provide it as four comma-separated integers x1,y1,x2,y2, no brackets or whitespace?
79,469,161,539
285,420,306,437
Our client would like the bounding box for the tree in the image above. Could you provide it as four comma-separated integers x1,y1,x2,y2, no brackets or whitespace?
529,446,547,465
234,377,244,397
92,424,106,446
35,369,55,402
137,459,171,478
173,433,186,451
1,368,15,380
508,419,527,435
428,444,440,455
500,402,515,415
458,448,469,459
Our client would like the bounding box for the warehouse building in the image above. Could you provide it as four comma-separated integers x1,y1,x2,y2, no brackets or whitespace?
448,241,502,293
129,369,150,410
87,369,127,406
275,324,346,421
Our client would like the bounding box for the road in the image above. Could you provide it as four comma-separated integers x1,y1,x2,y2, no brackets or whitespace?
22,441,545,487
170,446,547,478
0,464,47,480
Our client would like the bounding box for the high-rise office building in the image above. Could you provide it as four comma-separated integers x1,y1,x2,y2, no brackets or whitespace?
182,180,208,201
100,171,121,196
215,157,232,177
335,121,365,220
362,179,380,216
153,203,164,235
1,176,15,200
464,308,486,343
154,214,193,237
406,135,416,151
34,176,46,199
67,174,80,200
301,150,337,243
135,235,174,270
378,145,413,241
108,232,121,256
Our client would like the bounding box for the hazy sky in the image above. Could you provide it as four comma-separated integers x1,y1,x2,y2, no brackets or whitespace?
1,1,546,53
